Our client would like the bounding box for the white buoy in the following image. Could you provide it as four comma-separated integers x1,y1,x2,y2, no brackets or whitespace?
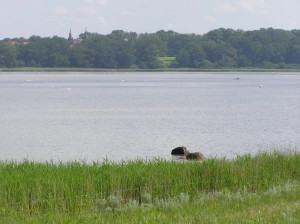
259,84,263,88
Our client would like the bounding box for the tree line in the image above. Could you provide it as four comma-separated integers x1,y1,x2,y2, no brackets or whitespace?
1,28,300,69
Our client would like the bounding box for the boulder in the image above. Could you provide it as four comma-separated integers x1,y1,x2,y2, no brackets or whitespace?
171,146,189,155
186,152,205,160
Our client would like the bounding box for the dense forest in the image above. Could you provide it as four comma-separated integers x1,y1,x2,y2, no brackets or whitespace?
1,28,300,69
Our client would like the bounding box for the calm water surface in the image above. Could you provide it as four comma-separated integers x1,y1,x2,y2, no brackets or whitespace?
0,72,300,162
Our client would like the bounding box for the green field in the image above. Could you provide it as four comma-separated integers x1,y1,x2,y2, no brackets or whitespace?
158,56,177,68
1,150,300,223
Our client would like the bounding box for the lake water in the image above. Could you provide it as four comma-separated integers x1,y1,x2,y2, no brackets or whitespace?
0,72,300,162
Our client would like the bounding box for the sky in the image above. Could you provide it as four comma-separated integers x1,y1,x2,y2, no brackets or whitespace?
1,0,300,39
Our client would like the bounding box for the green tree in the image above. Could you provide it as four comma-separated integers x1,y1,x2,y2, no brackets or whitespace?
0,42,17,67
176,49,190,67
18,36,70,67
109,30,136,68
1,28,300,69
135,34,164,69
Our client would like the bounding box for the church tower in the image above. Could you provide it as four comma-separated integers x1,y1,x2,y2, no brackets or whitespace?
68,29,73,42
83,27,88,40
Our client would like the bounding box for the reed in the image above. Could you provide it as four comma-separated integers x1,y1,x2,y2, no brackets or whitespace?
1,150,300,222
1,67,300,73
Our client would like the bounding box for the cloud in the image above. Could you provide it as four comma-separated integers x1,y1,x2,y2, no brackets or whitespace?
122,10,137,17
54,6,67,16
81,7,98,16
164,23,176,31
215,0,268,14
83,0,107,7
238,0,267,14
215,2,237,13
201,15,216,23
99,16,109,26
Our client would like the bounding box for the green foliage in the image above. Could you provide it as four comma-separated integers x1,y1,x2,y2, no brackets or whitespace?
1,151,300,222
17,36,70,67
1,28,300,69
158,57,177,68
0,42,17,67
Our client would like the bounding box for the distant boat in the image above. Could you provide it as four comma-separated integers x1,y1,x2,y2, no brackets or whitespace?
258,84,263,88
234,77,240,80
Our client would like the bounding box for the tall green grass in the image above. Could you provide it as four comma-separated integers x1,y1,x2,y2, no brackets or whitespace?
1,151,300,222
1,66,300,72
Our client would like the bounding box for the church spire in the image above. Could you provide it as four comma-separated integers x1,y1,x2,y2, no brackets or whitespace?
84,27,88,40
68,29,73,41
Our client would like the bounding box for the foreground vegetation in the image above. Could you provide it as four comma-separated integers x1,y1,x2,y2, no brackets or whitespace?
1,66,300,73
1,28,300,70
1,151,300,223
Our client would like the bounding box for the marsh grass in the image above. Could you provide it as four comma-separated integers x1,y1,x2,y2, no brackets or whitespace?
1,151,300,222
1,67,300,72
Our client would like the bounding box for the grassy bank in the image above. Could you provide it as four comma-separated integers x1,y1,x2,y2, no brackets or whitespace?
1,67,300,73
1,151,300,223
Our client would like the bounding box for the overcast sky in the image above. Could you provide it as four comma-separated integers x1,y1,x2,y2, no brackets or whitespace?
1,0,300,39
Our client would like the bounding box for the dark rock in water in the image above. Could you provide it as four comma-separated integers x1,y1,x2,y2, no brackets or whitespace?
171,146,189,155
186,152,205,160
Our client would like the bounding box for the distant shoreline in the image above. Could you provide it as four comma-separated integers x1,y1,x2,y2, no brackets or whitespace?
1,67,300,73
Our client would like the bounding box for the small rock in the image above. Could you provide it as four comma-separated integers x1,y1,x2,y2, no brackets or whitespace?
171,146,189,155
186,152,205,160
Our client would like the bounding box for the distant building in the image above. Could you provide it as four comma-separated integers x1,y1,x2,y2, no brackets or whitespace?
7,39,30,46
68,28,88,48
68,29,74,42
8,40,17,46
